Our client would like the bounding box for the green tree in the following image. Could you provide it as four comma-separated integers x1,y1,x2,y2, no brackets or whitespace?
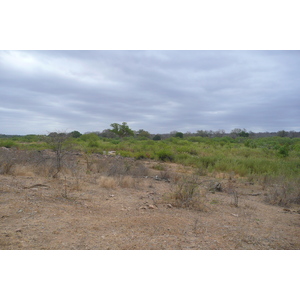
278,145,289,157
231,128,249,138
239,130,249,138
277,130,288,137
196,130,209,137
174,132,184,138
110,122,134,138
153,134,161,141
100,129,117,138
136,129,150,138
70,130,82,138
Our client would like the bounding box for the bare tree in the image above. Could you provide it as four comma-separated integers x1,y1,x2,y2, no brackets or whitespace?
45,132,71,177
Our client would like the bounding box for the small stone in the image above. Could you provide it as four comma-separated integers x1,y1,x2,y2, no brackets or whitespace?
215,182,222,191
17,209,23,213
209,182,222,192
121,207,130,211
139,206,147,210
167,204,173,208
148,205,157,209
16,228,22,233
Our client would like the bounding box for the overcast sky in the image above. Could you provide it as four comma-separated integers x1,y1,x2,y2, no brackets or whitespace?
0,50,299,135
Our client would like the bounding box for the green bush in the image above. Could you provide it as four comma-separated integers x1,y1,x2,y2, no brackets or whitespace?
198,156,218,168
88,140,100,148
70,131,82,138
135,152,148,160
0,140,17,148
278,145,289,157
80,133,99,142
157,150,175,162
174,132,184,138
111,139,120,145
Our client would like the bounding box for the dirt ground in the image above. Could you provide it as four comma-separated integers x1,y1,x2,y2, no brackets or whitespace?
1,156,300,250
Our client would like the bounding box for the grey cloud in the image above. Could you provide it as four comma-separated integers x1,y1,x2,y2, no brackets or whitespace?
0,50,299,135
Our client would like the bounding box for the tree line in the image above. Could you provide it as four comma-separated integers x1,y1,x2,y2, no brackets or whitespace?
1,123,300,140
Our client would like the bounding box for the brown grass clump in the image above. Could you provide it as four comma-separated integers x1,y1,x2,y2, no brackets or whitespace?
11,165,35,177
264,177,300,207
98,175,140,189
166,175,208,211
99,176,118,189
119,176,139,189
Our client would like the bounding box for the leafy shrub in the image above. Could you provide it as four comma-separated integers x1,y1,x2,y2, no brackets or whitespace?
0,140,17,148
88,140,100,148
198,156,218,168
157,150,175,162
152,164,165,171
79,133,99,142
135,152,147,160
188,149,198,156
174,132,184,138
70,131,82,138
278,145,289,157
111,139,120,145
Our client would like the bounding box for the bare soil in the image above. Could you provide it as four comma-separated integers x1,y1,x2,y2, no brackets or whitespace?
1,157,300,250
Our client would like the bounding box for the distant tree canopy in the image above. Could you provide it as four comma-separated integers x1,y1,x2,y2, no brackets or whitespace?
239,130,249,138
70,130,82,138
174,131,184,138
196,130,210,137
277,130,288,137
100,129,118,138
153,134,161,141
47,132,70,139
230,128,249,138
136,129,150,138
110,122,134,138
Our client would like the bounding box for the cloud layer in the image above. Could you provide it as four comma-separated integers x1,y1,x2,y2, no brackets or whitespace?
1,50,299,135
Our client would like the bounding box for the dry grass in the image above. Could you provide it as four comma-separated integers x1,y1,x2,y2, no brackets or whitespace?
11,165,35,177
0,149,21,175
165,175,208,211
99,176,118,189
264,178,300,207
119,176,139,188
98,175,140,189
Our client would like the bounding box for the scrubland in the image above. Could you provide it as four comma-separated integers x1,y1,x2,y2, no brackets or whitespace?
0,135,299,249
